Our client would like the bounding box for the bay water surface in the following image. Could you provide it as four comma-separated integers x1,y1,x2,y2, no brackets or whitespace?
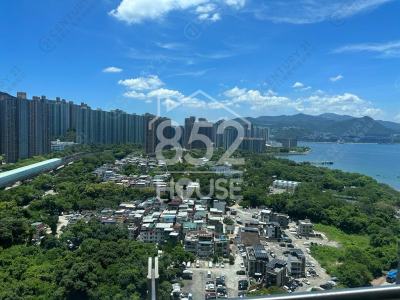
286,142,400,190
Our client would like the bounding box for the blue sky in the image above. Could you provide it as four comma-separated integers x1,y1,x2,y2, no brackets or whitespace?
1,0,400,123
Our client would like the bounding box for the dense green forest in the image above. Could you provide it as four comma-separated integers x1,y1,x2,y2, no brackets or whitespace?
0,220,193,299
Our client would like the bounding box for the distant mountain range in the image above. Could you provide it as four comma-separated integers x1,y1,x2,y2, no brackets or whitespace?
245,113,400,143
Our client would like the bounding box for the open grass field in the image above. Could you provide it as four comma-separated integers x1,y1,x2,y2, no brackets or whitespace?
311,224,371,276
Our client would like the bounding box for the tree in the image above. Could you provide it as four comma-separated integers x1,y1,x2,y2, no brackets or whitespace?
223,217,234,225
337,262,372,288
370,232,395,247
41,235,61,249
229,254,235,265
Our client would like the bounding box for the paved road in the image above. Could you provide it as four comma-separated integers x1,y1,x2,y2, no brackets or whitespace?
182,251,246,299
283,226,331,292
183,266,207,300
231,205,334,293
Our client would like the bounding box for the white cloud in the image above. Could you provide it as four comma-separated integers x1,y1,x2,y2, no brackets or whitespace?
118,75,164,91
195,3,221,21
210,13,221,22
223,86,383,118
110,0,246,24
110,0,206,24
330,74,344,82
118,76,384,118
147,88,184,99
119,75,228,110
292,82,311,90
198,12,221,22
224,0,246,9
224,87,294,109
292,82,305,88
333,40,400,57
156,42,185,50
394,113,400,123
256,0,393,24
196,3,217,13
103,66,123,73
223,86,246,98
123,90,146,100
298,92,383,117
170,68,213,77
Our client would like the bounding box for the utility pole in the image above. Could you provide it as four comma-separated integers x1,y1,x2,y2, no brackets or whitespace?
147,257,159,300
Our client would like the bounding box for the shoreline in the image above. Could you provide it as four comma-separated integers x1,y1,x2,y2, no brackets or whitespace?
274,151,310,156
300,141,399,145
284,143,400,191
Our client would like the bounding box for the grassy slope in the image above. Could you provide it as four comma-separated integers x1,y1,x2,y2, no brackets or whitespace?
311,224,370,275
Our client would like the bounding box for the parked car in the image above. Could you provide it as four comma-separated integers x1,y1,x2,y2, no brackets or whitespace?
238,280,248,290
216,276,225,286
205,292,217,300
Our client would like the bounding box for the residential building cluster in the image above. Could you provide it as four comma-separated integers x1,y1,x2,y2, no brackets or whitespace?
92,154,231,258
56,195,231,259
235,209,315,291
93,154,169,190
0,91,269,163
0,91,146,162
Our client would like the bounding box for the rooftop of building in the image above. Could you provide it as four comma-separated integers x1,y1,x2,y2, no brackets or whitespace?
267,258,287,271
290,248,305,258
299,219,313,225
241,227,259,233
183,225,197,232
246,244,269,261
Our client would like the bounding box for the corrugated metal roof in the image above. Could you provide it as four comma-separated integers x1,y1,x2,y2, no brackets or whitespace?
0,158,62,179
